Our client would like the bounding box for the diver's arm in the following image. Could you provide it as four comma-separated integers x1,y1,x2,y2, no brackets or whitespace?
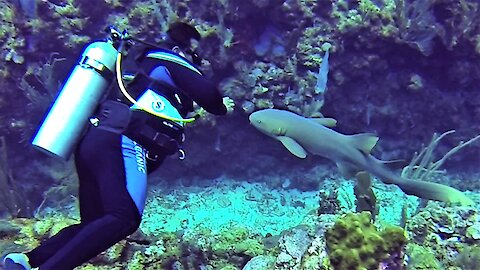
164,61,227,115
141,56,227,115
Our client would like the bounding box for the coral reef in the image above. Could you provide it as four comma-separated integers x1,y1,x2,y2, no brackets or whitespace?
0,0,479,269
325,212,407,270
353,172,378,220
0,175,478,269
0,0,25,67
406,205,480,269
275,227,311,269
0,136,32,217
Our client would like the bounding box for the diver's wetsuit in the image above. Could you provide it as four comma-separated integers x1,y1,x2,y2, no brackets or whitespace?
26,48,227,270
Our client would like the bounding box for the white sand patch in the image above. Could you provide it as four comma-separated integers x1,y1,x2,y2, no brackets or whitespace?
140,177,319,236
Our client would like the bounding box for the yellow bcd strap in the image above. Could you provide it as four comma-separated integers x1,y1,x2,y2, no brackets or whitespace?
115,52,196,123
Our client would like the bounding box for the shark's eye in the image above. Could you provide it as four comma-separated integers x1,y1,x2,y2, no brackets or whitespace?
256,120,262,124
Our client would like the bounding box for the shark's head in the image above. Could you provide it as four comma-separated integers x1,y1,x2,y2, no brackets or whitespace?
249,109,289,137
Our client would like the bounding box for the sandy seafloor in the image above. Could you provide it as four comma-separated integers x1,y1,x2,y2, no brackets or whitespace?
141,170,439,237
3,164,479,270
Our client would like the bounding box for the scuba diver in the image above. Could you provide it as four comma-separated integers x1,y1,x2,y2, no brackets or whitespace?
2,22,234,270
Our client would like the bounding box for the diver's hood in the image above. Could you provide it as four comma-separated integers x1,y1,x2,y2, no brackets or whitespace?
166,22,201,49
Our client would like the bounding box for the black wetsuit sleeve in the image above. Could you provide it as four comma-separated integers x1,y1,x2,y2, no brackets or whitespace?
141,57,228,115
169,66,227,115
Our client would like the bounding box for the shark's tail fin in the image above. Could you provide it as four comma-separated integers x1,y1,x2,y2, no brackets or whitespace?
365,155,473,205
348,133,379,154
393,178,474,206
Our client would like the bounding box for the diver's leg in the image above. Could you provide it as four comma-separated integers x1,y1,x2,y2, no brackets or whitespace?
25,224,83,268
38,131,147,270
25,128,104,268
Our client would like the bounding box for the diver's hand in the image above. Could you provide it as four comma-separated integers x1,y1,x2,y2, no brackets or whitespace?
222,97,235,113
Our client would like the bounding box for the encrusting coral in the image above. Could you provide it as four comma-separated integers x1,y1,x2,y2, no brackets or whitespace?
325,211,407,270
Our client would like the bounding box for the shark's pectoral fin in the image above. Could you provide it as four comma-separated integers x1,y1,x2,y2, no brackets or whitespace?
277,136,307,158
309,117,337,127
349,133,379,154
336,162,361,179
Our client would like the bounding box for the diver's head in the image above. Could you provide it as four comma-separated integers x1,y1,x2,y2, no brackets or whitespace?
166,22,201,49
165,22,203,65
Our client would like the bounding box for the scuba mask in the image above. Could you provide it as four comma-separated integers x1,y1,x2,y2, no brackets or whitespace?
184,48,203,66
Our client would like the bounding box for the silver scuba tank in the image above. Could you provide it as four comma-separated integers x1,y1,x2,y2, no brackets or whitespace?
32,41,118,159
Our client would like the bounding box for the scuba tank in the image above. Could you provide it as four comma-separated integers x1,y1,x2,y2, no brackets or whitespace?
32,28,121,159
32,25,198,160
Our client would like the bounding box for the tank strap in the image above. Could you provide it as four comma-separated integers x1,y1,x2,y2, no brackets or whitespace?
92,100,131,134
80,56,114,80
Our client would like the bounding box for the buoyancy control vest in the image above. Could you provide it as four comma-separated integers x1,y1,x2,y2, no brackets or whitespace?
97,48,204,160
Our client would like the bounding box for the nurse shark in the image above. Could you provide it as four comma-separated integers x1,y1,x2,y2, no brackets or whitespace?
249,109,473,206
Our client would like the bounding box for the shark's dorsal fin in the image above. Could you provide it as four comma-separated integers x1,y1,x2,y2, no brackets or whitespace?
309,117,337,127
349,133,379,154
336,162,361,179
277,136,307,158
